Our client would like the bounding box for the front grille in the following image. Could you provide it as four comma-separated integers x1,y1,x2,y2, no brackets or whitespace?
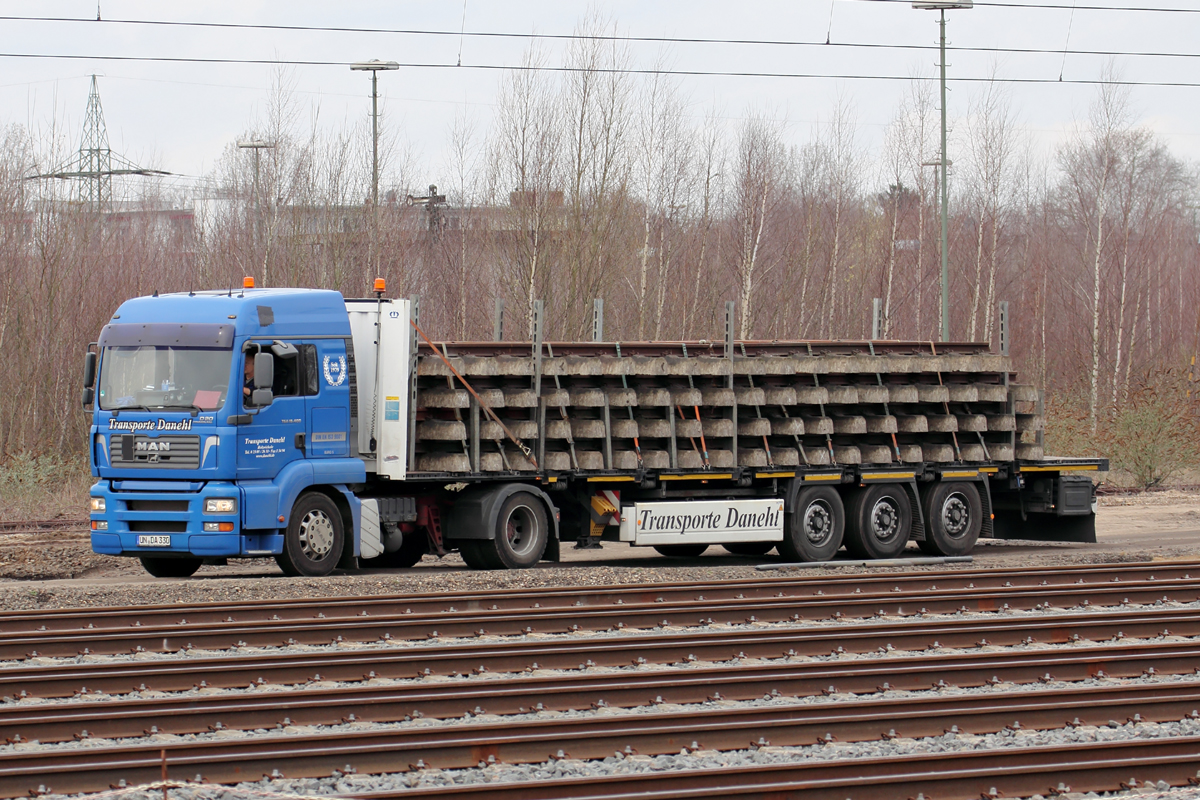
128,521,188,533
109,435,200,469
126,500,190,512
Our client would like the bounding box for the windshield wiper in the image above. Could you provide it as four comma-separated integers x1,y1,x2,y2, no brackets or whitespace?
160,404,205,417
110,405,153,418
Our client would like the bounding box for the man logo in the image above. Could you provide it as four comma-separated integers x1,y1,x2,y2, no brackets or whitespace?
322,355,348,387
135,440,170,452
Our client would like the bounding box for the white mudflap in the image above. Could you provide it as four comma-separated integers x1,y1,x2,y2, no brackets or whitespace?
359,498,383,559
619,498,784,546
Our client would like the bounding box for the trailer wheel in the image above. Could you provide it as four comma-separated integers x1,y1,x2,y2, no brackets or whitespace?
723,542,776,556
458,540,500,570
918,482,982,556
652,544,709,557
778,486,844,562
139,556,202,578
276,492,344,577
484,492,548,569
844,484,911,560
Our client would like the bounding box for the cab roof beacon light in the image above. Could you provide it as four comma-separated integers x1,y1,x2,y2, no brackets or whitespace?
243,276,255,289
373,277,386,295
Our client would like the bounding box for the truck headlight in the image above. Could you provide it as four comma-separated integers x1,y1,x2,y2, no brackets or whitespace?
90,497,105,513
204,498,237,514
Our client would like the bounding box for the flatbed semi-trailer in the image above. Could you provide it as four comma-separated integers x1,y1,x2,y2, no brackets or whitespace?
84,283,1106,577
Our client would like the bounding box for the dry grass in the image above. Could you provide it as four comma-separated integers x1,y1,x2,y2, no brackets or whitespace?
0,454,92,521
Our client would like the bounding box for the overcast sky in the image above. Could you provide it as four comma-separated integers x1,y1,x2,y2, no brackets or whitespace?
3,0,1199,197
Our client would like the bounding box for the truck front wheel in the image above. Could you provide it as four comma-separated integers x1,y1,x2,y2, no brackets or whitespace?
844,484,911,560
139,556,202,578
778,486,844,562
277,493,344,577
918,482,982,556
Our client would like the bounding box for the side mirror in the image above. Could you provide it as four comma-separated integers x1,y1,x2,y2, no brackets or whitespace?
82,351,97,410
83,352,97,388
251,388,274,407
253,352,274,390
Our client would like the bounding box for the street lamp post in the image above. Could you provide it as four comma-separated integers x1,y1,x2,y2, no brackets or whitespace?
350,60,400,207
237,139,275,284
913,0,971,342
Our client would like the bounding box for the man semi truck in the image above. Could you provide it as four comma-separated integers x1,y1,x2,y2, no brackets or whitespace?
84,282,1105,578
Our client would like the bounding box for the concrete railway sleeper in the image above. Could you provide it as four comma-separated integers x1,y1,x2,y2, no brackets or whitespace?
7,608,1200,699
7,577,1200,660
4,679,1200,796
5,641,1200,745
4,560,1197,634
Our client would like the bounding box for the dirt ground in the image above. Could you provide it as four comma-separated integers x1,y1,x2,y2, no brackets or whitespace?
3,489,1200,609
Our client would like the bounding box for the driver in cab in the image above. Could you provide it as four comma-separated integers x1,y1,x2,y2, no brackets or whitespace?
243,358,255,399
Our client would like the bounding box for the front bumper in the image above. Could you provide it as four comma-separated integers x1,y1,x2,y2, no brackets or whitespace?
89,480,244,557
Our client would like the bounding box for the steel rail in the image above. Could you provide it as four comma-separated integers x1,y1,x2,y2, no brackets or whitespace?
4,560,1197,634
343,737,1200,800
0,520,85,536
5,607,1200,699
5,641,1200,745
5,677,1199,796
5,576,1200,659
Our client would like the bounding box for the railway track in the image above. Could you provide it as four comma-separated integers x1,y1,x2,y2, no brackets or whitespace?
4,560,1195,633
4,562,1200,659
5,606,1200,699
343,737,1200,800
4,680,1199,795
4,639,1199,744
0,519,86,536
5,562,1200,799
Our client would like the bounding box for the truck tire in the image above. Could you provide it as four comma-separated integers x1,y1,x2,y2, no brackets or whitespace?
458,540,501,570
778,486,844,562
481,492,548,569
844,484,911,560
918,482,982,556
276,492,344,577
139,556,202,578
653,544,709,557
723,542,776,556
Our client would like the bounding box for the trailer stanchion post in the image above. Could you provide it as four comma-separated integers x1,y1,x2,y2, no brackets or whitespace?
408,296,420,469
725,300,737,470
872,297,882,340
532,299,545,470
493,297,504,342
999,300,1010,356
592,299,604,342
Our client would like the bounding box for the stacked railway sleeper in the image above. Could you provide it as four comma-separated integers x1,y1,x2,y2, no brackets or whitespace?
410,340,1045,473
7,562,1200,799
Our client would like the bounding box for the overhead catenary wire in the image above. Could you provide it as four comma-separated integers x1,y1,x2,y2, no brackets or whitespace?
1,15,1200,63
0,51,1199,89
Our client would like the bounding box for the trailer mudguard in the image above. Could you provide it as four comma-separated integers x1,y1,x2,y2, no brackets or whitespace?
444,483,561,546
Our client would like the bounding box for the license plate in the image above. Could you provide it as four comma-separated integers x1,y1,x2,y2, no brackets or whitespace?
137,535,172,547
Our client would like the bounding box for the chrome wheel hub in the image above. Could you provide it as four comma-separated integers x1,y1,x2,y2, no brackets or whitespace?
298,510,335,560
941,493,970,538
869,498,901,541
803,500,834,545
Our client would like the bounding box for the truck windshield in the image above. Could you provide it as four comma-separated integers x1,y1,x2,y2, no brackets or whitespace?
98,346,233,411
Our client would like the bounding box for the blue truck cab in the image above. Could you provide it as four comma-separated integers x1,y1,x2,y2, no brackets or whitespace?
86,287,372,577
